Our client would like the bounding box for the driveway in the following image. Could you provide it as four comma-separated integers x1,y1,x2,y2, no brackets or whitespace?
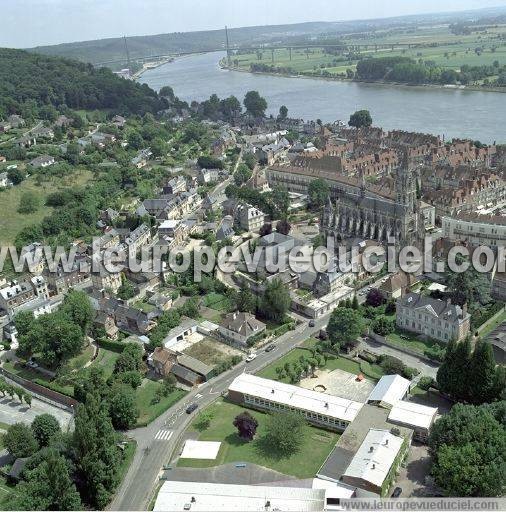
396,443,433,497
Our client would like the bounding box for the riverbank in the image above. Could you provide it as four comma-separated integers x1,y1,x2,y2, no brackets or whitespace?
219,59,506,94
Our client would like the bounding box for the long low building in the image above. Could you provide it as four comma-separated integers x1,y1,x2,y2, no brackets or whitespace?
387,400,438,443
341,428,408,497
228,373,363,431
153,481,327,512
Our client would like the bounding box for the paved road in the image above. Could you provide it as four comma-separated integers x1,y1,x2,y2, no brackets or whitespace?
109,316,329,511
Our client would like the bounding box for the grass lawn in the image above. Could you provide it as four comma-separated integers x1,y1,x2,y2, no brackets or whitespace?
135,379,187,427
0,169,93,244
257,336,384,383
90,347,120,378
387,329,445,355
178,400,339,478
65,343,95,371
478,309,506,339
133,301,157,313
202,292,233,311
0,475,15,510
116,439,137,489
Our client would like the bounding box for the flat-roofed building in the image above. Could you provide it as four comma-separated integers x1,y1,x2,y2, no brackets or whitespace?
153,481,326,512
228,373,363,431
366,375,411,409
341,428,407,496
388,401,438,443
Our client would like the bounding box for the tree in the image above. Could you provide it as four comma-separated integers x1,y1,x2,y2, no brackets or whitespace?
468,340,501,404
233,411,259,441
243,90,267,117
19,312,84,368
109,388,139,430
114,343,143,374
150,137,168,158
348,109,373,128
260,278,291,323
270,186,290,219
371,316,395,336
429,402,506,497
276,218,291,235
278,105,288,120
194,411,213,432
259,223,272,236
7,167,25,185
127,130,143,150
262,412,305,456
327,307,365,349
365,288,385,307
117,278,136,300
18,191,40,214
73,394,121,508
237,286,256,314
234,163,252,186
14,310,35,336
4,422,38,458
60,290,94,334
308,178,330,209
11,450,82,511
31,414,61,447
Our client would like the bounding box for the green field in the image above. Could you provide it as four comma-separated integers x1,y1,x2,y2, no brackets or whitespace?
89,347,121,378
0,169,93,244
177,399,339,478
257,337,382,382
135,379,187,427
231,24,506,79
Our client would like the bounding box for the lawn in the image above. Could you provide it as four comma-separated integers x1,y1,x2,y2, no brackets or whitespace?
177,399,340,479
0,475,15,510
387,329,445,355
202,292,233,311
135,379,187,427
89,347,120,378
478,309,506,339
0,169,93,244
257,335,385,383
65,343,95,371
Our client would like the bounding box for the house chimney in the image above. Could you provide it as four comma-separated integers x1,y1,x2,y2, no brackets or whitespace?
372,463,376,469
462,303,468,317
384,439,389,446
369,446,374,453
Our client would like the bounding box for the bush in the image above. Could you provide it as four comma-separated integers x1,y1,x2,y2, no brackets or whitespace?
402,366,420,379
97,339,126,353
424,344,446,362
358,351,378,364
418,376,436,391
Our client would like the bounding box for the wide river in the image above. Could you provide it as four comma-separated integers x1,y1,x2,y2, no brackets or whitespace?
140,51,505,143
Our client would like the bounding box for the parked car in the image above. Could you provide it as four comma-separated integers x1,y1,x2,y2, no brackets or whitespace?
245,353,257,362
185,403,198,414
308,320,315,327
26,359,39,369
265,344,275,353
391,487,402,498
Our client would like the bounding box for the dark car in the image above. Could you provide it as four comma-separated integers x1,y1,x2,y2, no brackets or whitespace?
265,344,275,353
185,403,198,414
391,487,402,498
309,320,315,327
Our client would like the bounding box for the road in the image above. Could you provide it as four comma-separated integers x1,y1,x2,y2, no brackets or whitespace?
109,315,328,511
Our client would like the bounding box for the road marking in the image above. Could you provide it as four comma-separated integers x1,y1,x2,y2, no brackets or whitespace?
194,393,203,399
154,429,173,441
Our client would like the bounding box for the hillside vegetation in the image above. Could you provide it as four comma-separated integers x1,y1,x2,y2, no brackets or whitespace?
0,48,167,117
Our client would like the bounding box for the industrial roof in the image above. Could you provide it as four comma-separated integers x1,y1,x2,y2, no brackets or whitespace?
388,400,438,431
367,375,411,408
153,481,326,512
229,373,363,423
343,429,404,488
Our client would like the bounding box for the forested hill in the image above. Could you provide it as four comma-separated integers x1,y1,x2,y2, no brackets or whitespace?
0,48,167,117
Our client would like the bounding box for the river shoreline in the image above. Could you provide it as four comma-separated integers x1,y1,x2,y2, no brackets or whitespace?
218,59,506,95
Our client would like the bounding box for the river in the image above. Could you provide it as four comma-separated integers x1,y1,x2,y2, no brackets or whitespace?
140,51,505,143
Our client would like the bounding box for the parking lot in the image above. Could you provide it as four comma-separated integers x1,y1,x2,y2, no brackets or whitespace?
0,395,72,430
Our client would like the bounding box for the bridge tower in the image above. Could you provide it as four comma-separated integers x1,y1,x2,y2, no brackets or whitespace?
225,26,232,67
123,36,131,75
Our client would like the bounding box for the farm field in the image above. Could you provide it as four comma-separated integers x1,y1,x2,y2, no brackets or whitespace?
231,24,506,77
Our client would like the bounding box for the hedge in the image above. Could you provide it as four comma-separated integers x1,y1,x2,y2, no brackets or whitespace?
97,339,127,353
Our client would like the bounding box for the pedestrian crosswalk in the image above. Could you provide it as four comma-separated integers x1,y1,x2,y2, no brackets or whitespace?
154,429,173,441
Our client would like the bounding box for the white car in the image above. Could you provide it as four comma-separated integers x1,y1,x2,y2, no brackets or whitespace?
245,353,257,362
